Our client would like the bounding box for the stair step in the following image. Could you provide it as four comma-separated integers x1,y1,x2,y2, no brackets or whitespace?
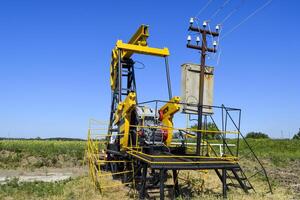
227,176,247,180
232,168,242,172
147,184,174,190
227,183,252,190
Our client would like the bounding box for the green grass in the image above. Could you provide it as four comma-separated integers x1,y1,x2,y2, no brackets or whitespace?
238,139,300,165
0,140,86,168
186,138,300,166
0,140,85,158
1,139,299,168
0,139,298,199
0,177,71,199
0,176,131,200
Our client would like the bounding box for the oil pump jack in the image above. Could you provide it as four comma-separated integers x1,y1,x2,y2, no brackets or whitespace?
86,23,272,199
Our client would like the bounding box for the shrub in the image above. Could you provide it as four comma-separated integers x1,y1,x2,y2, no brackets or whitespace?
191,122,221,140
245,132,269,139
293,130,300,140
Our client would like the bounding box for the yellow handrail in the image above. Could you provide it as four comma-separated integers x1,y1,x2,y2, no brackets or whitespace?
129,124,239,134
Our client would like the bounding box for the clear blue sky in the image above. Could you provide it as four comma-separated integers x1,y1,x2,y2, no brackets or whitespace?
0,0,299,139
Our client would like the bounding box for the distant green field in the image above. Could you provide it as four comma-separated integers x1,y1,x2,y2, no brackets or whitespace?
0,140,86,168
0,140,85,158
0,139,299,168
239,139,300,165
0,139,299,199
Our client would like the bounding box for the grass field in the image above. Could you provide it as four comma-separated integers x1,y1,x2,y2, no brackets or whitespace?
0,140,85,168
239,139,300,164
0,139,299,199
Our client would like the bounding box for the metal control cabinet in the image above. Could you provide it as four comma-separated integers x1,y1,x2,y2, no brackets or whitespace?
181,63,214,114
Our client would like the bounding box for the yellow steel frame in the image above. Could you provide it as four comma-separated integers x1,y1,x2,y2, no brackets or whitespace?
126,124,239,158
126,151,238,165
126,24,149,47
158,96,181,146
124,124,239,161
110,25,170,90
129,124,239,135
113,92,136,150
125,148,237,160
116,40,169,57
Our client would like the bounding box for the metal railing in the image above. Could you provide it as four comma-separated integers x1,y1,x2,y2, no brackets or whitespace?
86,119,136,196
86,100,273,195
222,105,273,194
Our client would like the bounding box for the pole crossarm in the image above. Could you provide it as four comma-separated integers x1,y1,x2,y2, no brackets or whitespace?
188,26,219,37
187,44,216,53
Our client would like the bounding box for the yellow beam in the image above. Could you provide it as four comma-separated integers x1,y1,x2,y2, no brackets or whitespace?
128,24,149,45
116,40,170,57
122,25,149,59
110,25,170,90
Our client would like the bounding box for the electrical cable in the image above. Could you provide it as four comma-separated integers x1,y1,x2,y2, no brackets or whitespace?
221,0,246,24
221,0,273,40
208,23,222,61
195,0,214,18
213,0,250,65
133,60,146,69
206,23,216,60
210,0,231,20
215,0,271,65
216,47,222,66
215,27,223,65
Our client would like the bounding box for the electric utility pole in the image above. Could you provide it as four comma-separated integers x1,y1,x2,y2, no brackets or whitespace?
186,19,219,156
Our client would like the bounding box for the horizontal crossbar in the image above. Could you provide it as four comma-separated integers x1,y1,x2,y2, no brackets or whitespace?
116,40,169,57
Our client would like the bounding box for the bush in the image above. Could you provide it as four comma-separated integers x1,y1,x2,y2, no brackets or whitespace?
245,132,269,139
293,130,300,140
191,122,221,140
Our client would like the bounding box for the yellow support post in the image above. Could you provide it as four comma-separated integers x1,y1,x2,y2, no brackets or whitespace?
113,92,136,150
158,96,181,146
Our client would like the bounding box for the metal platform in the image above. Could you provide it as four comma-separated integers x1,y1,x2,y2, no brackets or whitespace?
128,150,239,170
87,117,272,199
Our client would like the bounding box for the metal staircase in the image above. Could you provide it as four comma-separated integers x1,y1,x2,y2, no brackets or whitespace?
215,167,254,193
207,105,273,194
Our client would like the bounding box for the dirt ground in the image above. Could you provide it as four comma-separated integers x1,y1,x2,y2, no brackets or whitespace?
0,160,298,199
0,166,87,184
267,160,300,196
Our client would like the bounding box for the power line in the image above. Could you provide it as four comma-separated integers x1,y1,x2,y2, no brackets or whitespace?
216,47,222,65
195,0,214,18
210,0,231,20
221,0,246,24
221,0,273,40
